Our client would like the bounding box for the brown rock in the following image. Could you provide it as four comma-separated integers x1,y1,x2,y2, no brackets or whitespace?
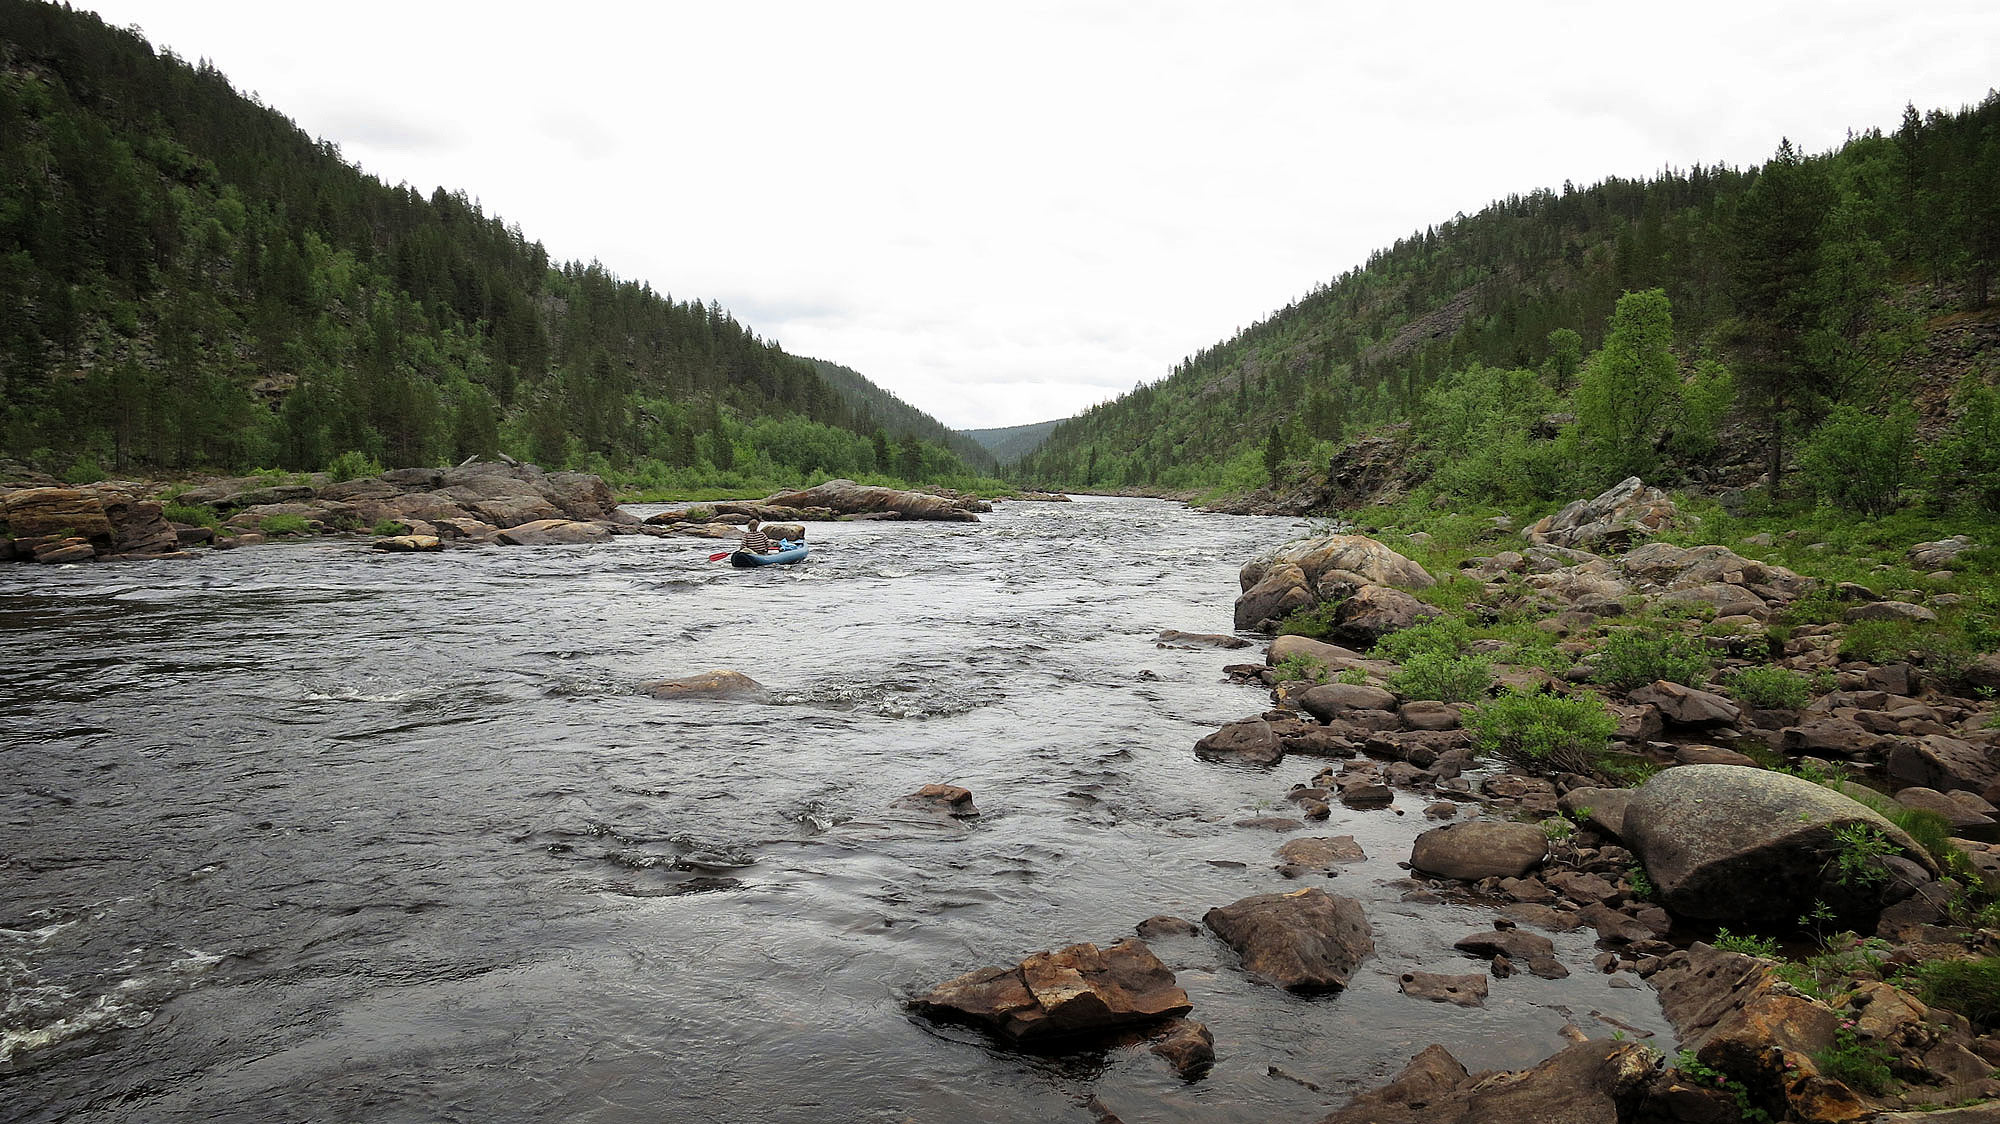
1321,1039,1659,1124
371,535,443,552
1398,971,1488,1007
1453,926,1570,978
1203,887,1374,992
496,518,614,546
899,784,979,817
1299,682,1398,719
909,938,1192,1043
1398,700,1463,730
1155,630,1250,649
640,670,769,702
1235,562,1315,631
0,487,114,542
1194,718,1285,766
1330,584,1443,647
1673,744,1759,767
1628,681,1740,727
1275,835,1366,877
1148,1017,1214,1079
1134,916,1202,940
1887,734,2000,796
1410,820,1549,881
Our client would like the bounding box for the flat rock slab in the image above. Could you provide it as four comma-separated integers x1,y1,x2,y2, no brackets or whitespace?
909,938,1191,1044
1454,926,1570,979
1275,835,1367,877
1204,887,1373,992
1155,630,1250,649
1398,971,1488,1007
1321,1039,1658,1124
1410,821,1549,881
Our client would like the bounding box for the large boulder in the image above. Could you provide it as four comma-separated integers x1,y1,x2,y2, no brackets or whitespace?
1524,477,1677,551
1235,562,1315,631
908,938,1191,1043
0,487,115,544
1194,719,1285,766
1627,680,1741,728
1246,533,1436,593
1328,584,1442,647
761,479,981,521
1298,682,1398,720
1885,735,2000,797
1410,820,1549,881
1203,887,1373,992
1623,765,1936,924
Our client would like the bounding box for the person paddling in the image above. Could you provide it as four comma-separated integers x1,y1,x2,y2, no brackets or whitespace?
736,518,774,558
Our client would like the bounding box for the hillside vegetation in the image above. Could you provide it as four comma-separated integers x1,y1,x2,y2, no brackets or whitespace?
0,1,991,495
1014,96,2000,522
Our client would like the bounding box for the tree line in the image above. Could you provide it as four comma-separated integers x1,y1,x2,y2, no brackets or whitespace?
0,1,984,489
1014,92,2000,516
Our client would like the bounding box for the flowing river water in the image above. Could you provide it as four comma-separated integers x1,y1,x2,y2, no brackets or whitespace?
0,496,1670,1123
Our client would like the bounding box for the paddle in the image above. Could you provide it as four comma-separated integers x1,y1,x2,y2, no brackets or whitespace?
708,551,732,562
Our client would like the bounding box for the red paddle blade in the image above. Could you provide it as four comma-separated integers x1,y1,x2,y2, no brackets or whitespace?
708,551,731,561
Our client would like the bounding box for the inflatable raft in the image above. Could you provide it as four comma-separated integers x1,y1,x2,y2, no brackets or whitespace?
731,539,808,567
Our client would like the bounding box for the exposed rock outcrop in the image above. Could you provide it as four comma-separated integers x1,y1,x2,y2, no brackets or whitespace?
1524,476,1676,551
760,479,984,521
908,938,1192,1043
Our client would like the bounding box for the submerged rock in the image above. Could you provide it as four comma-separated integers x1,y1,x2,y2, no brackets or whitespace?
640,671,769,702
909,938,1191,1043
898,784,979,817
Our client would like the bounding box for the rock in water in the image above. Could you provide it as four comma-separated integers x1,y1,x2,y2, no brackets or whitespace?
909,938,1191,1043
1194,719,1285,766
1203,887,1373,992
1410,821,1549,881
1622,764,1936,924
640,671,769,702
1320,1040,1658,1124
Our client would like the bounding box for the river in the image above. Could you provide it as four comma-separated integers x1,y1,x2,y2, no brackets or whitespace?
0,495,1668,1123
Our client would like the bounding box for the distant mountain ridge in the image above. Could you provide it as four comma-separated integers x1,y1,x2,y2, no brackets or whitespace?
963,419,1063,465
805,359,997,472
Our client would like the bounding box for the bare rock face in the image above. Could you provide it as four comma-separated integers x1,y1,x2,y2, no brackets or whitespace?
1628,680,1741,728
640,671,769,702
1203,887,1374,992
1525,477,1677,552
1244,533,1436,593
1410,821,1549,881
908,938,1192,1043
1623,764,1935,924
762,479,982,521
0,487,116,543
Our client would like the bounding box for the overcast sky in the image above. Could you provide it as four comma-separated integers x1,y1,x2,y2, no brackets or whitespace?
72,1,2000,429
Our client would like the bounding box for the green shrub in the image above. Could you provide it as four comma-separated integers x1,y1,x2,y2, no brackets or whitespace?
260,513,312,536
1827,824,1899,888
1914,957,2000,1029
1335,666,1371,686
326,450,384,482
1370,616,1472,662
1388,650,1492,702
372,519,411,537
1813,1026,1897,1095
1277,600,1344,640
163,503,220,529
1798,404,1916,517
1466,690,1618,774
1712,928,1780,958
63,457,107,484
1727,666,1811,709
1272,653,1328,685
1593,626,1715,688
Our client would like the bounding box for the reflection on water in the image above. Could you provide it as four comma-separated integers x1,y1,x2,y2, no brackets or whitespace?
0,497,1668,1122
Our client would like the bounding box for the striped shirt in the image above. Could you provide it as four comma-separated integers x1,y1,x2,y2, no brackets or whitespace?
741,528,772,554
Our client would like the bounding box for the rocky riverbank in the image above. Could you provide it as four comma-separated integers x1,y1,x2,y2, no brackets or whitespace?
894,478,2000,1123
0,465,1011,564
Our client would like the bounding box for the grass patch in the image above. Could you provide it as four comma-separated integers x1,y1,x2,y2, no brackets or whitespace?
163,503,220,530
372,519,412,537
1277,601,1344,640
1913,957,2000,1029
1272,653,1329,685
260,513,312,536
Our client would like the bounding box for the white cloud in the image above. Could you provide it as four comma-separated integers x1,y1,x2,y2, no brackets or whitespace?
78,0,2000,428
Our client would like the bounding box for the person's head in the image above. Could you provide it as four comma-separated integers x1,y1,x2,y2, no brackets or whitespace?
748,518,761,531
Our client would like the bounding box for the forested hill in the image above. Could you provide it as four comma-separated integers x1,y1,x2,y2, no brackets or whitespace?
1015,94,2000,516
963,418,1062,466
0,1,983,489
805,358,996,473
